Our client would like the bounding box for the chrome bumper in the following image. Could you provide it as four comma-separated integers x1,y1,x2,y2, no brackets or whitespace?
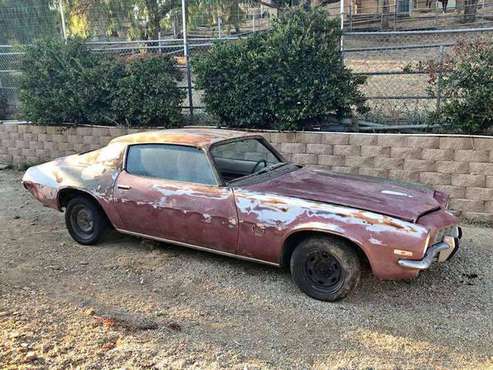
398,242,449,270
399,227,462,270
398,238,459,270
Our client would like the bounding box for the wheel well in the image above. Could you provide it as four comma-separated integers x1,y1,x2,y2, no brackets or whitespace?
280,230,371,269
58,188,94,209
57,189,112,226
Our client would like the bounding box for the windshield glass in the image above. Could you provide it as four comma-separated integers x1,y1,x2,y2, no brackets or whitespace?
210,138,284,182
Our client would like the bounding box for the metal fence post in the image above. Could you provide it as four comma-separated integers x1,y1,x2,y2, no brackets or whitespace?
349,2,353,32
58,0,67,40
340,0,345,51
436,45,444,114
394,0,398,30
181,0,194,118
218,16,222,38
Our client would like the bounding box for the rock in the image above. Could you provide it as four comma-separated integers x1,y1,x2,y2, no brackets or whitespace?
101,341,116,351
167,322,182,332
24,351,37,362
13,215,20,219
83,308,96,316
9,331,22,338
0,164,9,170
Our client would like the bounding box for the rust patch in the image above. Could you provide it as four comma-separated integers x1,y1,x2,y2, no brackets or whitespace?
110,128,259,149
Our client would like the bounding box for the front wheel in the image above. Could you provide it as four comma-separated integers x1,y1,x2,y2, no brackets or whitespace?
65,196,109,245
290,236,361,301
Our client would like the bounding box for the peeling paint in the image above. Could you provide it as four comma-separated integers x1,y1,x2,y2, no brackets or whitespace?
22,128,460,281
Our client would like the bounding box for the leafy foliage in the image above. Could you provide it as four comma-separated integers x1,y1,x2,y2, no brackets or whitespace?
65,0,246,40
0,0,59,44
193,8,367,130
112,54,184,127
19,38,185,126
413,39,493,134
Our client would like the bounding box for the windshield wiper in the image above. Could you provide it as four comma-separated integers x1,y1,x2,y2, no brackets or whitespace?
227,162,289,185
254,162,288,175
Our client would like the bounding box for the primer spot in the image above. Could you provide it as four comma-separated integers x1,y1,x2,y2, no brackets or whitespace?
381,190,413,198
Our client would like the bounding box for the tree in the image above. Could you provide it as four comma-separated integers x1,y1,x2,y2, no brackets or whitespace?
0,0,60,44
141,0,178,39
64,0,179,40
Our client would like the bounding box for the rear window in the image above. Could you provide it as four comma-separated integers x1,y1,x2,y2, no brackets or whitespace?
126,144,216,185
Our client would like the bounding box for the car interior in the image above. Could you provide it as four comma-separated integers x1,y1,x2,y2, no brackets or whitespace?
210,139,281,182
124,139,283,185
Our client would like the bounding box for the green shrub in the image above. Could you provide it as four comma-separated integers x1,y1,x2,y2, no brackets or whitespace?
112,55,184,127
19,38,185,127
417,39,493,134
193,8,367,131
19,39,119,125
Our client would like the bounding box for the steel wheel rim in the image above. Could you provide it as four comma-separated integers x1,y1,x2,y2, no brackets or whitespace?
304,251,344,294
71,204,95,236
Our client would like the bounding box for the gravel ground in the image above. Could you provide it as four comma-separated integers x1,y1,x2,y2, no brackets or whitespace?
0,169,492,369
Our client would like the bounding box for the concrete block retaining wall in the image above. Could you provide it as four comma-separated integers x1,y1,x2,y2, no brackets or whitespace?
1,123,492,222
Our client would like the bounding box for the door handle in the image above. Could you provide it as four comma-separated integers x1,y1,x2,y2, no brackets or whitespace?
117,184,131,190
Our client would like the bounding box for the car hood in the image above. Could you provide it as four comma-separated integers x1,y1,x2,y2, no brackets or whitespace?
243,166,445,223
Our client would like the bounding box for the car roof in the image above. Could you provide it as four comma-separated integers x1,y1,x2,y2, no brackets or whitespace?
109,128,262,149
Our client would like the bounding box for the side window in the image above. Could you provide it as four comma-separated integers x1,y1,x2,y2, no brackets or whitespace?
126,144,216,185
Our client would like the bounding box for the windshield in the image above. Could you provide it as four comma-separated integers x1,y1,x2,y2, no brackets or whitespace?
210,138,286,183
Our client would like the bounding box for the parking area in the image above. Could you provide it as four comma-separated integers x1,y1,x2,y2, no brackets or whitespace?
1,168,492,369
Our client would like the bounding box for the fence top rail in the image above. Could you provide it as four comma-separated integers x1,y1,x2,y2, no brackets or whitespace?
86,36,239,47
343,42,457,52
344,26,493,36
86,34,253,45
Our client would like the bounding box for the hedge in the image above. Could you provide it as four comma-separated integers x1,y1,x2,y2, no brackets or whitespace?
429,39,493,134
193,8,367,131
19,38,185,127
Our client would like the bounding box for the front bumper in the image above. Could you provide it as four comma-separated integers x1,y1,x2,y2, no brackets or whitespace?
398,230,461,270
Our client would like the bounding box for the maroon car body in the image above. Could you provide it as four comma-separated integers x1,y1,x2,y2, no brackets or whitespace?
23,129,461,298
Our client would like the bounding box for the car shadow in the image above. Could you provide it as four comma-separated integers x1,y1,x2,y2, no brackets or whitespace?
96,231,483,309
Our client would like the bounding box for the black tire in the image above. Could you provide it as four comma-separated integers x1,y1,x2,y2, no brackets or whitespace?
290,236,361,301
65,196,108,245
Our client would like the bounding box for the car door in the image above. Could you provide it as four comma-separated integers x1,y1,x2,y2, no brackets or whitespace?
113,144,238,254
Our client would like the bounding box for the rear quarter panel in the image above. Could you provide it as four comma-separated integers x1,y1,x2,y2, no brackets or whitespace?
22,143,126,227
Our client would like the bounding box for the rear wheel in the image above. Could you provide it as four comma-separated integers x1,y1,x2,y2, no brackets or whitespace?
290,236,361,301
65,196,108,245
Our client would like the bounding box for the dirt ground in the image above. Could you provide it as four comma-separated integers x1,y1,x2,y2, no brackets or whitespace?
0,169,492,369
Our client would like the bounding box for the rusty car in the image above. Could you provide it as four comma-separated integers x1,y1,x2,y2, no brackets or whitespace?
22,129,462,301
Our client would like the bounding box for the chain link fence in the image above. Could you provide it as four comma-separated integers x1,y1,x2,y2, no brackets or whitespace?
343,0,493,31
0,1,492,128
343,27,493,127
